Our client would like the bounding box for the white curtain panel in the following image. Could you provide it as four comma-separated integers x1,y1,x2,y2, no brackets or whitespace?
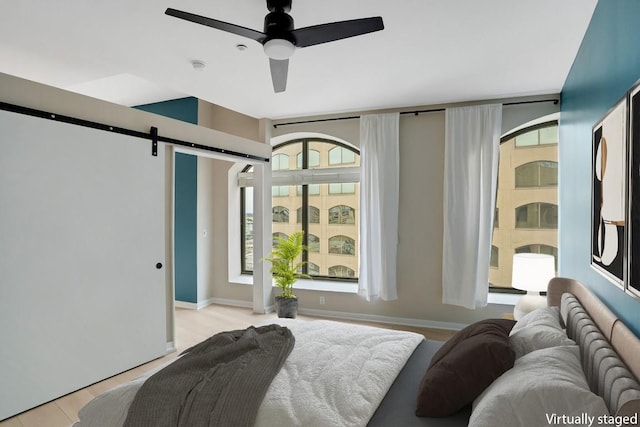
359,113,400,301
442,104,502,309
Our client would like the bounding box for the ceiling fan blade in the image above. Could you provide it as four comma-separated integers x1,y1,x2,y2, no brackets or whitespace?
165,8,266,43
292,17,383,48
270,58,289,93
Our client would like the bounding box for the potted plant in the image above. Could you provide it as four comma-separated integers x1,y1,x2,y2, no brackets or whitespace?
263,230,309,318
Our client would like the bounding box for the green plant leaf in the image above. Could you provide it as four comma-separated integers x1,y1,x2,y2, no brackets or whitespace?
262,230,310,296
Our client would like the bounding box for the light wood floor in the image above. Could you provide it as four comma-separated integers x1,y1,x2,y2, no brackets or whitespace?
1,305,456,427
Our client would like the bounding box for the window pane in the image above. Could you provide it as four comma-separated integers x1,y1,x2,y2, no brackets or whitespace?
272,232,288,246
308,262,320,275
515,131,538,147
328,146,357,166
515,162,538,187
516,161,558,188
242,139,360,280
272,153,289,171
309,206,320,223
490,123,558,289
328,265,355,278
272,206,289,223
515,204,537,228
539,161,558,186
329,182,357,194
329,147,341,165
329,235,355,255
490,246,499,268
342,149,355,164
342,183,355,193
539,126,557,145
329,205,356,224
297,206,320,224
540,203,558,228
296,149,320,169
328,183,341,194
309,150,320,168
272,185,290,197
308,234,320,252
243,186,254,272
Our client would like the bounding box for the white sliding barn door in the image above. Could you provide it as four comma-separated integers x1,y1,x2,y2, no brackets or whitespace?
0,110,167,420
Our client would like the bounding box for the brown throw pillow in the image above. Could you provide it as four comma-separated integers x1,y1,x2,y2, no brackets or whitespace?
415,318,516,417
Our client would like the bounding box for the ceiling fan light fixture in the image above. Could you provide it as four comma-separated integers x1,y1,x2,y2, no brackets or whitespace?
263,38,295,60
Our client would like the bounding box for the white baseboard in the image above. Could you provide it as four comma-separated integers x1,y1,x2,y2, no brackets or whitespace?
174,298,218,310
210,298,276,314
178,299,465,331
165,341,177,354
297,307,467,331
209,298,253,309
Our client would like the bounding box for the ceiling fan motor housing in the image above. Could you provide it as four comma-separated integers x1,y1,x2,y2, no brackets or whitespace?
267,0,292,13
264,10,295,44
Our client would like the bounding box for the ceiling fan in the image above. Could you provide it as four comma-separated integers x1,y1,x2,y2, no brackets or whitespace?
165,0,384,93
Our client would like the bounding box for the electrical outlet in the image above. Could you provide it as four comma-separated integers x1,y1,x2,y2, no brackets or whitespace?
319,296,325,305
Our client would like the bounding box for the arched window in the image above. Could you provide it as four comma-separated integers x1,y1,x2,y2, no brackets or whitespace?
329,235,355,255
272,232,288,246
308,262,320,275
329,205,355,224
297,206,320,223
297,149,320,169
308,234,320,252
515,161,558,187
490,121,559,290
240,138,360,280
272,153,289,170
515,202,558,229
328,265,356,278
272,206,289,223
329,146,356,165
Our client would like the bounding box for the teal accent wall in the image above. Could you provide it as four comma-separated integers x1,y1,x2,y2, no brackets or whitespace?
135,97,198,125
560,1,640,335
135,98,199,303
173,152,198,303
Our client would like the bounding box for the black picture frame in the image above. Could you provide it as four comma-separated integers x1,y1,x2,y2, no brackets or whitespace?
591,97,627,289
628,82,640,297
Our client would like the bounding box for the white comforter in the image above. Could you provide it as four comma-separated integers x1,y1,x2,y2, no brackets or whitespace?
76,319,423,427
256,319,423,427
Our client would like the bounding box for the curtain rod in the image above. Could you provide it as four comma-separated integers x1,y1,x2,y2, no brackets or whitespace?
272,98,559,128
0,101,271,163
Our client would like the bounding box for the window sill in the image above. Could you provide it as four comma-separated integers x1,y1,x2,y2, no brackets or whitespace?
230,277,520,303
487,292,520,306
230,276,358,294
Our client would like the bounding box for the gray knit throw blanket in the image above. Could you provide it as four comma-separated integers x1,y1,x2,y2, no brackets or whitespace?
123,324,295,427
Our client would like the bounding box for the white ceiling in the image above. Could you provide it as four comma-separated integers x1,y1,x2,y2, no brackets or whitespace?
0,0,597,120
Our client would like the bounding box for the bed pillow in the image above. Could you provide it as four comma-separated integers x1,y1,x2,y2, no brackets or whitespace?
510,306,564,334
509,307,575,358
416,318,516,417
469,345,608,427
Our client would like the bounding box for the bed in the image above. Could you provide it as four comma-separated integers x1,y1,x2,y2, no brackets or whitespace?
75,277,640,426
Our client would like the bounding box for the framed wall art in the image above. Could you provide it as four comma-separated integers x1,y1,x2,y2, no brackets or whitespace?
627,82,640,297
591,96,627,289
